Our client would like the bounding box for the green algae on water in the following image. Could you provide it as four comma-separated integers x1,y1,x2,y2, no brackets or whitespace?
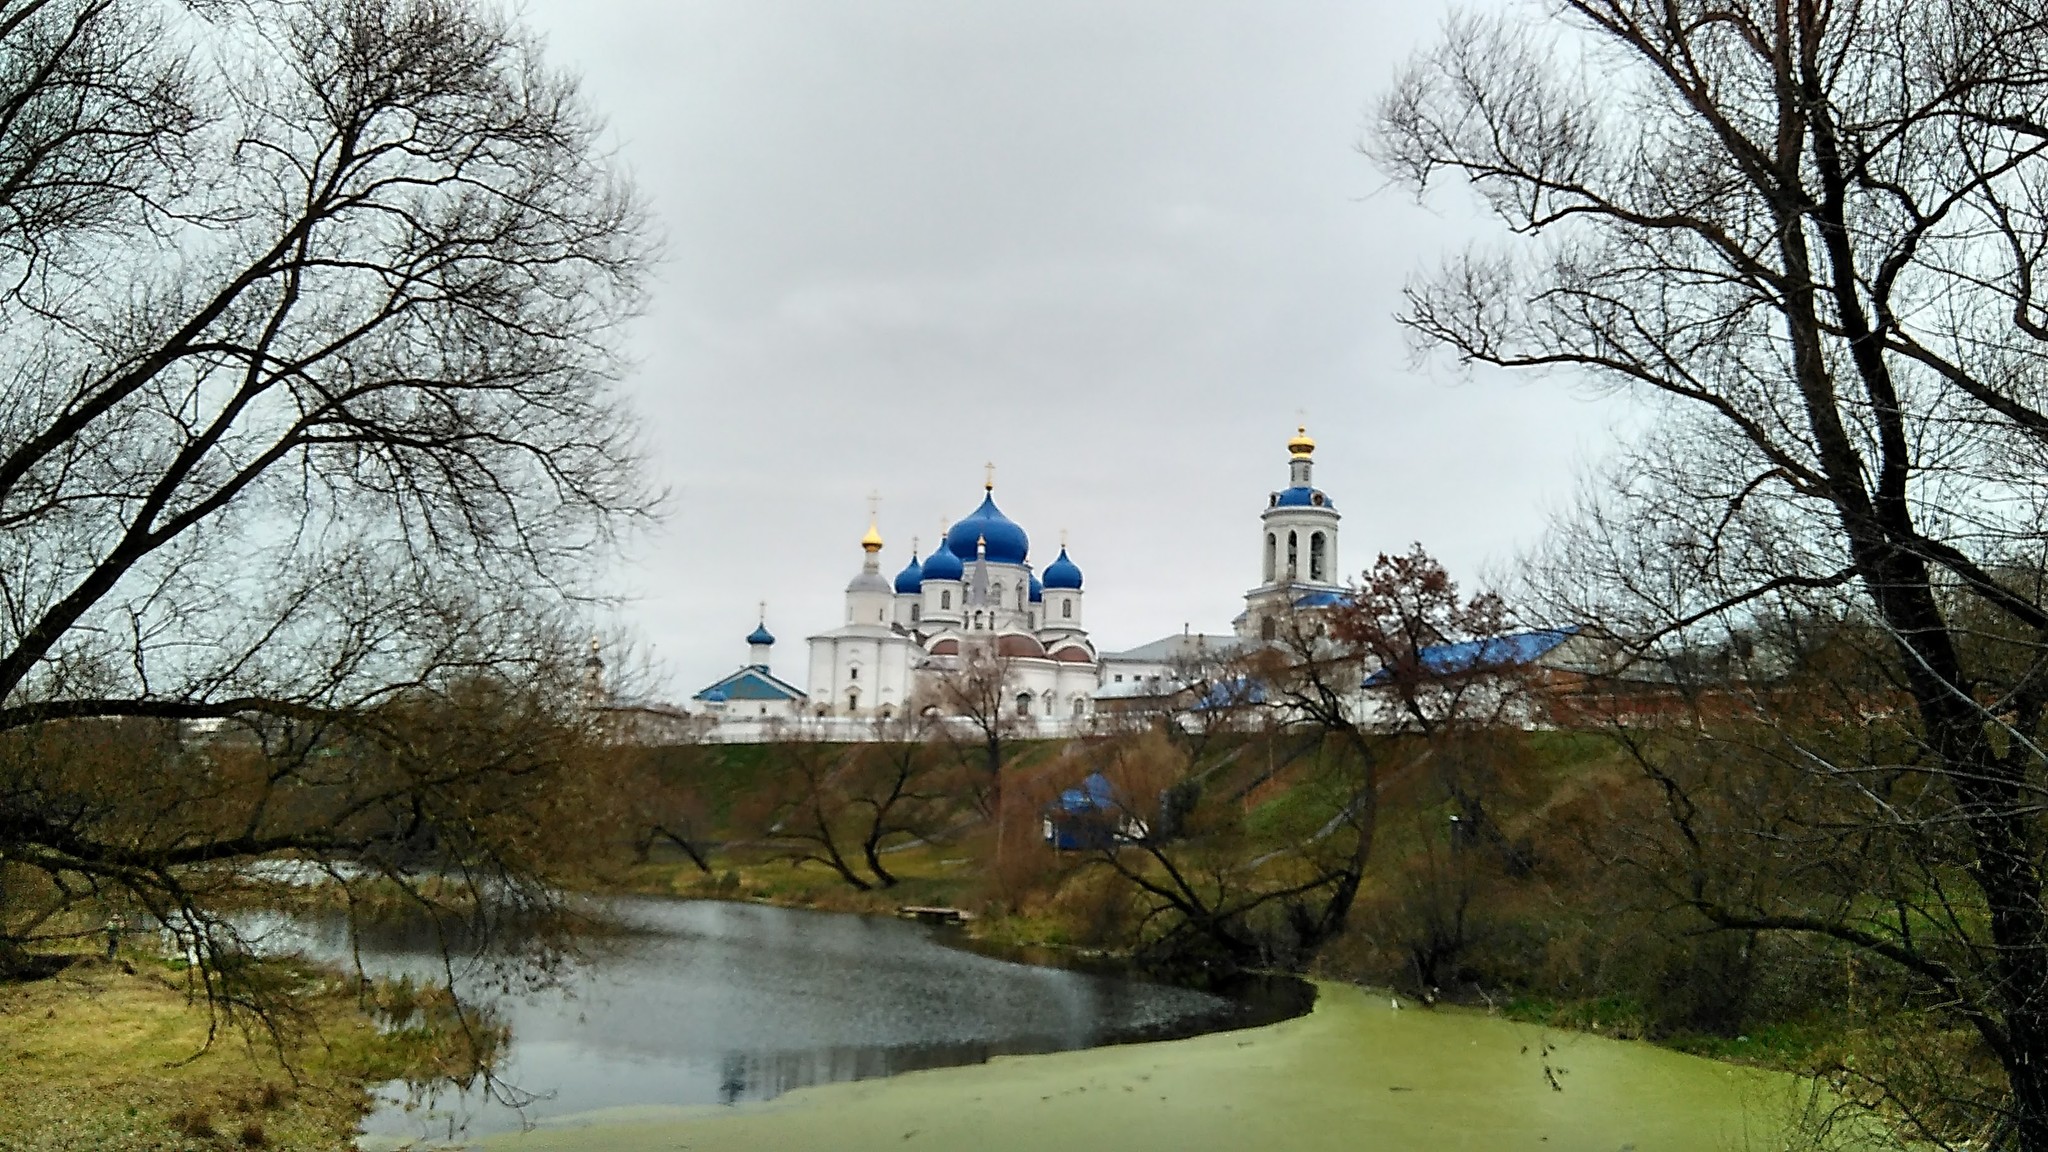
484,983,1833,1152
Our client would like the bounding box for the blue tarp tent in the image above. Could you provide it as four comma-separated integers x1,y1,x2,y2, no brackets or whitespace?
1044,772,1124,850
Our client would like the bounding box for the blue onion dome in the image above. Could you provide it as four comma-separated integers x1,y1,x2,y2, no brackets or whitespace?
893,552,924,593
746,622,775,646
1029,574,1044,603
946,491,1029,565
1272,486,1334,508
1042,546,1083,590
921,537,964,581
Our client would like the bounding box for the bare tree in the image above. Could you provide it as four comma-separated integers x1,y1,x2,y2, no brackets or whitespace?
923,645,1021,814
1376,3,2048,1144
0,0,650,1009
741,721,963,891
854,709,967,887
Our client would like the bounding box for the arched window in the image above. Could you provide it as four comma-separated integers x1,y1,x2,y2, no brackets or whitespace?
994,585,1003,607
1261,616,1277,641
1310,532,1327,582
940,590,951,610
1017,581,1026,606
973,611,983,630
1061,599,1072,619
849,666,859,680
877,608,885,622
1287,531,1298,579
1044,695,1055,716
1264,533,1277,582
1071,696,1086,718
910,603,921,623
846,690,859,714
1015,692,1033,717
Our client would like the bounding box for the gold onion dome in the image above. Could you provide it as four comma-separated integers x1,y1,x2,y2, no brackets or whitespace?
1288,425,1316,458
861,517,884,553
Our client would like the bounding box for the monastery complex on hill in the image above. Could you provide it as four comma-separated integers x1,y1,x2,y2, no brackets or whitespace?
586,428,1346,742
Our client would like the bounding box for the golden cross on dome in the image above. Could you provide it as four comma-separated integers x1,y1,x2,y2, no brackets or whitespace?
984,462,996,490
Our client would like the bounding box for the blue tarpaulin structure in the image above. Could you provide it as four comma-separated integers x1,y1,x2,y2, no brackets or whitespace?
1044,772,1126,850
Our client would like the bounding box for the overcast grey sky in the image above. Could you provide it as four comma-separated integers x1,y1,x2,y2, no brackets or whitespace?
516,0,1626,698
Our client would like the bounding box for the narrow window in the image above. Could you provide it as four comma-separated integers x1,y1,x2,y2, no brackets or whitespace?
1044,695,1055,716
1062,599,1072,620
1264,533,1277,582
1261,617,1277,641
1071,697,1085,717
846,691,858,714
1310,532,1327,582
878,608,885,622
1015,693,1032,717
911,603,921,622
1286,531,1298,579
849,666,859,680
941,590,951,609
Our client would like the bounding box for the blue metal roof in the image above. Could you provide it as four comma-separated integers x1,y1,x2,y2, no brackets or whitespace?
1363,627,1578,686
946,492,1030,565
1042,546,1083,590
1195,676,1266,711
693,667,806,703
1273,486,1334,509
1293,590,1350,609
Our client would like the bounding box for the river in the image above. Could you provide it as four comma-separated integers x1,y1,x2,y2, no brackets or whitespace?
273,897,1297,1146
274,897,1840,1152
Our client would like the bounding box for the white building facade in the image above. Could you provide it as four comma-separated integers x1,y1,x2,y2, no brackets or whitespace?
803,481,1102,727
681,428,1347,742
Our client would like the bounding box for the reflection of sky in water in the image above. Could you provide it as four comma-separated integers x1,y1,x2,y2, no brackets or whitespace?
284,898,1236,1144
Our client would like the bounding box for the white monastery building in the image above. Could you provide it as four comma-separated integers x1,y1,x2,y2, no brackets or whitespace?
678,428,1344,741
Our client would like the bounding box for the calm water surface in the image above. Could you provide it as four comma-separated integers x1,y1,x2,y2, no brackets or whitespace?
280,898,1291,1144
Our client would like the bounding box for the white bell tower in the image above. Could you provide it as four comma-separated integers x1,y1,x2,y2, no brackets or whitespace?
1241,426,1341,640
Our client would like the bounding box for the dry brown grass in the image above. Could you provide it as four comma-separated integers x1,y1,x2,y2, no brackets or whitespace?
0,955,394,1151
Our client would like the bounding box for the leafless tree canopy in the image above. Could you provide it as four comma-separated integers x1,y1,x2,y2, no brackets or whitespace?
0,0,650,989
1376,1,2048,1144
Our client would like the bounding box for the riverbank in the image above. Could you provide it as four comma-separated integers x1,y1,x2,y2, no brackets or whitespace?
0,956,366,1151
0,951,496,1152
481,982,1828,1152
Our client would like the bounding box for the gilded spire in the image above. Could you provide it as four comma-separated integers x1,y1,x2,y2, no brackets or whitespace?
862,491,884,553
